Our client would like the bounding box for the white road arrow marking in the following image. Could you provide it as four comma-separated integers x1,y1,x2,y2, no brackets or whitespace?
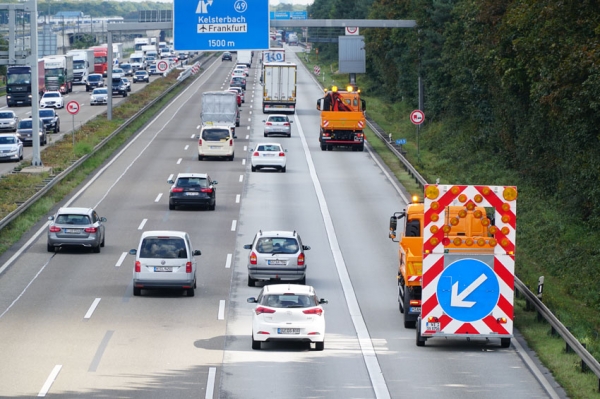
451,274,488,308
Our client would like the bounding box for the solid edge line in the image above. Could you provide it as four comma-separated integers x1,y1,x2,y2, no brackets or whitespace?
294,114,391,399
225,253,232,269
205,367,217,399
512,335,561,399
218,300,226,320
37,364,62,397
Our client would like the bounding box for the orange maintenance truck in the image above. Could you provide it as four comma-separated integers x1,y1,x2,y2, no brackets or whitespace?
389,196,492,328
316,86,366,152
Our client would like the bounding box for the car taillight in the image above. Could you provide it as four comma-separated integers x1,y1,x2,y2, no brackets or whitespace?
279,152,285,157
229,139,233,146
253,151,259,157
186,262,192,273
255,306,276,315
85,227,98,233
283,122,290,126
250,252,257,265
303,308,323,316
266,122,272,126
49,226,61,233
200,188,213,193
135,261,141,272
297,253,305,266
198,139,202,146
171,187,184,193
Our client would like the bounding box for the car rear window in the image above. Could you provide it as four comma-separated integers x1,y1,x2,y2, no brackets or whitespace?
56,214,91,225
202,129,230,141
256,237,299,254
257,144,281,152
269,116,287,123
139,237,187,259
176,177,208,188
261,294,316,308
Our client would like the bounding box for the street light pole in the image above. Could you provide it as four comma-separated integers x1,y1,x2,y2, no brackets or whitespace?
28,0,42,166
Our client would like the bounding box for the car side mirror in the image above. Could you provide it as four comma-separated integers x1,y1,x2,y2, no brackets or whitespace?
243,244,252,249
233,135,237,139
289,121,293,123
262,120,266,123
249,148,254,152
303,245,311,250
129,249,137,255
48,216,55,221
195,134,200,139
193,249,201,256
211,180,218,185
319,298,328,304
247,297,257,303
167,179,174,184
100,217,107,222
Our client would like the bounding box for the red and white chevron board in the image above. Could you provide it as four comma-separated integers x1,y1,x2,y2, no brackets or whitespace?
357,120,364,128
420,184,517,338
191,64,200,75
322,120,329,127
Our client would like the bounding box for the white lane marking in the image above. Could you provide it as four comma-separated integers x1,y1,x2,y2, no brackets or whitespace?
247,118,251,122
167,173,174,182
242,159,246,165
249,111,252,115
138,219,147,230
225,253,232,269
38,365,62,397
231,220,237,231
184,145,189,150
84,298,101,319
245,134,249,139
177,158,182,165
295,115,391,399
235,194,240,203
243,146,247,151
115,252,127,267
191,133,196,139
196,125,200,130
218,300,226,319
155,193,163,202
239,175,243,182
205,367,216,399
247,126,250,130
512,335,561,398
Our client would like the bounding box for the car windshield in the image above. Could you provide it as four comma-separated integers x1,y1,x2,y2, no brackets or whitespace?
39,110,54,117
256,144,282,152
89,75,101,82
43,93,60,98
55,214,91,225
202,129,230,141
176,177,209,188
0,136,17,144
0,112,15,119
139,237,187,259
256,237,299,254
18,120,32,128
113,69,123,74
261,294,316,308
93,89,107,94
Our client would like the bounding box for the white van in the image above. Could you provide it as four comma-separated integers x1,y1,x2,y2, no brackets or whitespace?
129,231,201,296
197,125,236,161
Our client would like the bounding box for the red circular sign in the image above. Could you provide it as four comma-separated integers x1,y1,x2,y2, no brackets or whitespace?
346,27,359,35
410,109,425,125
156,60,169,72
66,100,80,115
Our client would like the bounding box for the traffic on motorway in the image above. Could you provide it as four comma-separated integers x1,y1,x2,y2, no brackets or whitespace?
0,42,561,399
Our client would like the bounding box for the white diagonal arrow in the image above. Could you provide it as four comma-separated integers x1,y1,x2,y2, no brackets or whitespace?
451,274,488,308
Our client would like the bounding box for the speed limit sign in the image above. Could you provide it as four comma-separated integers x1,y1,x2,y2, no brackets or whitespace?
66,100,80,115
156,60,169,73
410,109,425,125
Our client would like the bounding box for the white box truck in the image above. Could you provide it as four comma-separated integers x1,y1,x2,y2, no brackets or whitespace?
262,62,297,114
129,52,146,71
198,91,240,161
67,49,94,85
237,50,252,67
112,43,123,62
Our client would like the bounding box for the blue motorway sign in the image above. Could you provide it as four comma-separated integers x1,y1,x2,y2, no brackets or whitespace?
396,138,407,145
437,258,499,322
270,11,307,20
174,0,269,51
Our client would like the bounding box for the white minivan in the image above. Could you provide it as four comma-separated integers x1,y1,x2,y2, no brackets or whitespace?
129,231,201,297
197,125,236,161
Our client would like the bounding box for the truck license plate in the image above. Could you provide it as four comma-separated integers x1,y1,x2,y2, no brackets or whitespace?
409,307,421,313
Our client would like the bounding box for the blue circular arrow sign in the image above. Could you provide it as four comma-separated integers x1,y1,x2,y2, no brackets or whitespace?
437,258,499,322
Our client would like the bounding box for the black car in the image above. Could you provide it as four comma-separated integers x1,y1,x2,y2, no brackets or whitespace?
111,77,128,97
39,109,60,133
222,52,232,61
86,73,105,92
120,63,134,77
16,118,47,146
230,76,246,90
167,173,217,210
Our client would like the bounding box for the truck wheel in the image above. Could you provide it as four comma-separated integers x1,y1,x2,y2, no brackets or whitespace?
398,283,404,314
500,338,511,348
416,318,426,347
320,144,326,151
358,144,364,152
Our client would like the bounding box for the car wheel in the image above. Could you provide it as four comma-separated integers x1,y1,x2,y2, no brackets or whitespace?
133,287,141,296
229,153,234,161
320,144,326,151
247,275,256,287
315,341,324,351
209,202,216,211
169,203,175,210
251,165,256,172
19,151,23,161
55,124,60,133
93,244,101,253
187,287,195,297
198,155,203,161
281,166,286,173
287,134,291,138
101,236,105,247
251,336,261,350
47,243,54,253
123,92,128,97
264,132,268,137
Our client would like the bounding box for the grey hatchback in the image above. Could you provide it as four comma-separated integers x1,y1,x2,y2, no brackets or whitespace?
47,207,106,253
244,230,310,287
263,114,293,137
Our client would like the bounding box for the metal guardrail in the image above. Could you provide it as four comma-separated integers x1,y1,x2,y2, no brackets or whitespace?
0,53,213,233
366,112,600,388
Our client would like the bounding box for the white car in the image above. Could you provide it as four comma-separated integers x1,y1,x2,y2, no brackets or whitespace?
198,126,236,161
250,142,287,172
235,64,249,76
232,68,246,78
111,68,125,79
90,88,108,106
129,230,201,297
39,91,64,109
247,284,328,351
0,133,23,162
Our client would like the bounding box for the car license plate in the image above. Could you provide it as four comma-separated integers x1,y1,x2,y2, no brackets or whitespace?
409,307,421,313
65,229,81,234
186,192,199,196
263,153,275,157
268,259,286,265
210,146,220,149
154,266,172,272
278,328,300,334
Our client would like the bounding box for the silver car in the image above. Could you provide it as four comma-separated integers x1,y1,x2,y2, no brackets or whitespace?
47,207,106,253
243,230,310,287
263,114,293,137
90,88,108,106
0,111,19,132
0,133,23,162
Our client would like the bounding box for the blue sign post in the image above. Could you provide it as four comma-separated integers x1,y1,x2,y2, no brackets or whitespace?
174,0,269,51
436,258,499,322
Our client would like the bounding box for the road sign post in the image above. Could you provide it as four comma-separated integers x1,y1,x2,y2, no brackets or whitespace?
66,101,80,149
174,0,269,51
410,110,425,159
